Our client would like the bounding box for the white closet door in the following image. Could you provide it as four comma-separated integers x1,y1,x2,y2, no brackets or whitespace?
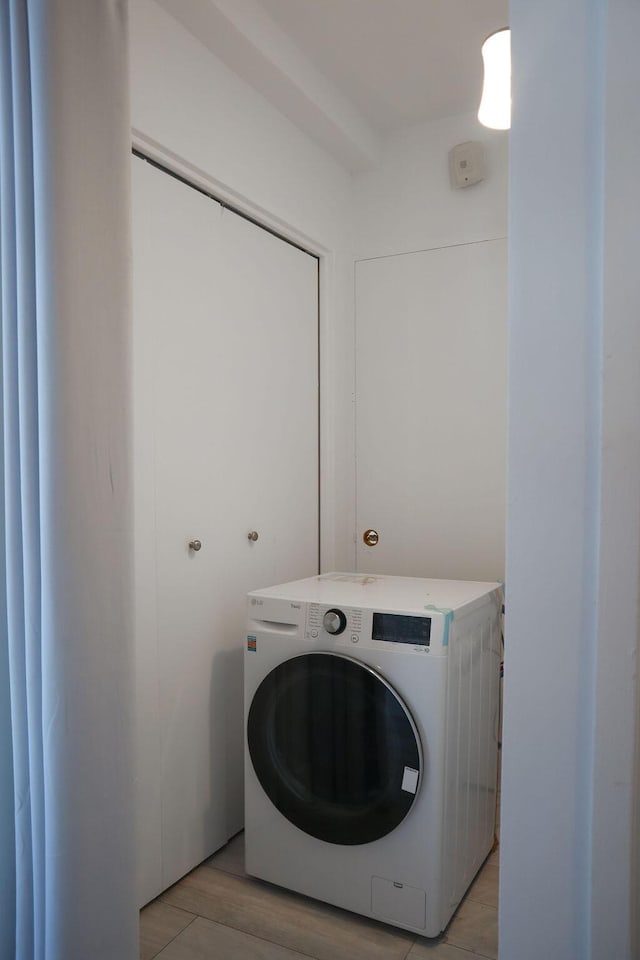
211,205,319,840
132,157,318,905
355,239,507,581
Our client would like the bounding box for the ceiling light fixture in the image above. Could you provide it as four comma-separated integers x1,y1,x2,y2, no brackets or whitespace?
478,28,511,130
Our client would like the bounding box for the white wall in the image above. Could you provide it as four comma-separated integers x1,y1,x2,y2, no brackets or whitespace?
502,2,640,958
354,111,508,260
129,0,356,570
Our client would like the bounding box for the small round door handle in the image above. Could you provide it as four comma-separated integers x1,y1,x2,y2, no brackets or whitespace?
247,531,259,542
189,539,202,552
363,529,379,547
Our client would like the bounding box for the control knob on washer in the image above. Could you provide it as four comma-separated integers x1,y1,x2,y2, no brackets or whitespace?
323,608,347,635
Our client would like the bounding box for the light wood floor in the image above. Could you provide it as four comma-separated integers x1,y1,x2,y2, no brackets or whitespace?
140,824,500,960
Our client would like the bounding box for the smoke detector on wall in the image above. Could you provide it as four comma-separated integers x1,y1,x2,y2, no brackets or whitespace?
448,141,486,189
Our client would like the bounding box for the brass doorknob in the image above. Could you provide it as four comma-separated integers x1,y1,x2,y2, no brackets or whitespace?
188,539,202,552
363,529,379,547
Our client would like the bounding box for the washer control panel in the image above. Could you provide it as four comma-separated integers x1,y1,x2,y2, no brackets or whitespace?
305,602,440,653
306,603,363,642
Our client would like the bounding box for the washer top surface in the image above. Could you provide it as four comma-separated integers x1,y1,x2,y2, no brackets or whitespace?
249,572,502,616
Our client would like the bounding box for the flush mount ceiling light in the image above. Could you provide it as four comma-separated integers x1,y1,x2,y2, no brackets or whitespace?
478,28,511,130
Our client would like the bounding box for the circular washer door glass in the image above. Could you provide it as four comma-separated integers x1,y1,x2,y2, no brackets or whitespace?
247,652,422,845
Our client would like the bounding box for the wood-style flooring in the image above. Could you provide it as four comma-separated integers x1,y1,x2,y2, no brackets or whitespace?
140,824,500,960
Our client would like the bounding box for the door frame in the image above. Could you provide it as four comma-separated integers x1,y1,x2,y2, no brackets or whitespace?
503,4,640,958
131,129,339,575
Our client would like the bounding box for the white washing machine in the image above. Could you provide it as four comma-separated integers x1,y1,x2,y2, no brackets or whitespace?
244,572,502,937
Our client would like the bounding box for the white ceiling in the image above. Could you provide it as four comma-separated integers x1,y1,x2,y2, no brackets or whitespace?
156,0,507,171
256,0,507,133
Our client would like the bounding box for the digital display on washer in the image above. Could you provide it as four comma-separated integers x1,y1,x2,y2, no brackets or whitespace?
372,613,431,646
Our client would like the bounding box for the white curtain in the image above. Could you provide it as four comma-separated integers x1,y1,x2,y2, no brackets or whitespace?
0,2,136,958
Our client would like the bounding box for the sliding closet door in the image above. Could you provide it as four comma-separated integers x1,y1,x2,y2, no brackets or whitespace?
132,156,318,904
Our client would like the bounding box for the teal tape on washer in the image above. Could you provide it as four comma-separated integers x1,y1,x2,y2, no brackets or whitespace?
442,610,454,646
424,605,454,646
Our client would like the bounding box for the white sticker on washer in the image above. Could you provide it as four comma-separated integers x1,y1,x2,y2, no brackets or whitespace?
401,767,419,794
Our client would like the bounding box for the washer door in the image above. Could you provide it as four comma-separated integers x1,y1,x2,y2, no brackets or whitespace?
247,652,422,845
